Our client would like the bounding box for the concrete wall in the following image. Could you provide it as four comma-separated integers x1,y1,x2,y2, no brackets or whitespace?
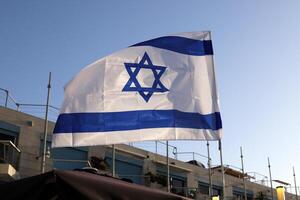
0,106,54,178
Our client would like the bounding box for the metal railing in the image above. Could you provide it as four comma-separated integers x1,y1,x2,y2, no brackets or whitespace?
0,87,59,121
128,141,178,159
0,88,19,110
247,171,269,186
174,151,209,167
0,140,21,170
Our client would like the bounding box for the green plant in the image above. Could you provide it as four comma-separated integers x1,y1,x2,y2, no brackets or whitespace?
144,172,167,186
255,191,266,200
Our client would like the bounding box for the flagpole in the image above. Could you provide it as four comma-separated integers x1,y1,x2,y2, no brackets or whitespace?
207,141,213,199
166,140,170,192
240,147,247,200
293,166,298,200
219,139,226,200
112,144,116,177
268,157,274,200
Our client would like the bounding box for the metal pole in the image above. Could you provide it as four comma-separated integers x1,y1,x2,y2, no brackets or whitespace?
40,72,51,173
207,141,213,199
4,90,8,107
166,140,170,192
155,141,158,154
294,167,298,200
219,140,226,200
240,147,247,200
268,157,274,200
112,144,116,177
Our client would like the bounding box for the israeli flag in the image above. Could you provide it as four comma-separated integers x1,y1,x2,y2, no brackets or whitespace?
52,32,222,147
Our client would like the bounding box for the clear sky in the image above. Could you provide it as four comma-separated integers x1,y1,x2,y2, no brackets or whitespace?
1,0,299,190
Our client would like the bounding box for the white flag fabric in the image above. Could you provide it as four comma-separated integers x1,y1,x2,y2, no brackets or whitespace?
52,32,222,147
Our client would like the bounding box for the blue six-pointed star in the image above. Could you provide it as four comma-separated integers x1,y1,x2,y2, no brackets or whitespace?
122,52,169,102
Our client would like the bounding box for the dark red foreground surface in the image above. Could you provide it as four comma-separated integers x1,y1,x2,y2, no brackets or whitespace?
0,170,187,200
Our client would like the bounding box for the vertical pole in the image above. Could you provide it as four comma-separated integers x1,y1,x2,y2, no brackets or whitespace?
4,90,8,107
40,72,51,174
219,140,226,200
166,141,170,192
294,167,298,200
155,141,158,154
268,157,274,200
240,147,247,200
112,144,116,177
207,141,213,199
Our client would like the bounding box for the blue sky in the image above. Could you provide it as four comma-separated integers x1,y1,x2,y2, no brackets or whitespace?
1,0,299,189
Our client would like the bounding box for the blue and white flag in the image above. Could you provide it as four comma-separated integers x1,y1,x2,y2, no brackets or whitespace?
52,32,222,147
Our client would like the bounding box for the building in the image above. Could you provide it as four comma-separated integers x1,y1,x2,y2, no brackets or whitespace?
0,106,297,199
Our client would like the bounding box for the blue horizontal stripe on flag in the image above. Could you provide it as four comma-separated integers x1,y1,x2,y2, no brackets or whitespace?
131,36,213,56
53,110,222,134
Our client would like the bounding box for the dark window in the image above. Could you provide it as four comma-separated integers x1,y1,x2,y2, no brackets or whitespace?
199,183,223,197
0,133,15,143
213,187,222,196
171,177,185,195
52,147,88,170
198,183,209,195
106,155,143,185
0,124,20,169
233,191,253,200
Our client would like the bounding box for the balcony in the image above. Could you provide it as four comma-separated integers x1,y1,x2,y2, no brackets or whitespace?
0,140,21,182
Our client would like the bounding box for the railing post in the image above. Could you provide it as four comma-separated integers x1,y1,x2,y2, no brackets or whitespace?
219,140,226,200
268,157,274,200
41,72,52,174
166,140,170,192
240,147,247,200
4,90,8,107
112,144,116,177
294,167,298,200
207,141,213,199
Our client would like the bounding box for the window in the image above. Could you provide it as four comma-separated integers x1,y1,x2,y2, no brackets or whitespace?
0,122,20,169
52,147,89,170
198,182,223,197
171,177,185,195
199,183,209,195
233,191,253,200
0,133,15,143
0,121,20,144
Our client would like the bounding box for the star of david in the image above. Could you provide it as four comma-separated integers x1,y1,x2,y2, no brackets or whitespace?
122,52,168,102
